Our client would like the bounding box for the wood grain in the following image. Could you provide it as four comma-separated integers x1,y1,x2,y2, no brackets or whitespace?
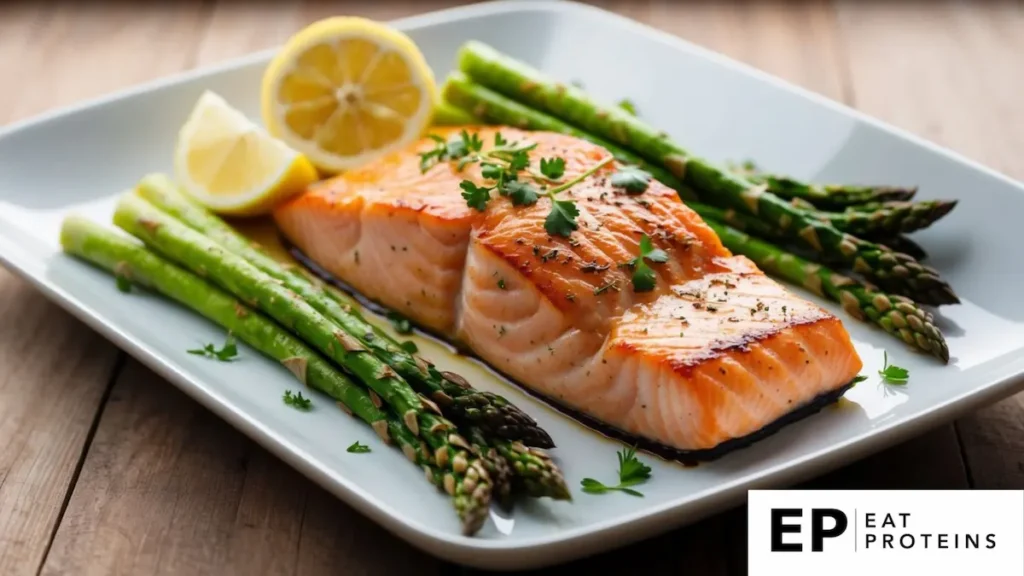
0,272,121,576
195,0,474,67
0,2,214,573
40,361,441,576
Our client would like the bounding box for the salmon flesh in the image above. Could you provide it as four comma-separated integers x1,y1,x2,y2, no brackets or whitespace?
274,127,863,457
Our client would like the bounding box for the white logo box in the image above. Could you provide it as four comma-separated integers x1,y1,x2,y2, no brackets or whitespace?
748,490,1023,576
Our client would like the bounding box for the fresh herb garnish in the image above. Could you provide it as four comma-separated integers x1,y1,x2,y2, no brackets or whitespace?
878,351,909,385
347,441,371,453
399,340,418,354
540,156,614,237
115,274,132,293
442,131,540,212
545,197,582,237
283,389,312,411
387,312,413,334
503,180,540,206
418,130,484,173
610,166,652,194
443,129,613,237
540,157,566,179
187,334,238,362
497,277,507,290
460,181,493,211
580,445,652,497
623,234,669,292
618,99,638,116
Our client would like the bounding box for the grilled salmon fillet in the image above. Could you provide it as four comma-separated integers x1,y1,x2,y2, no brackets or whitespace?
274,127,863,454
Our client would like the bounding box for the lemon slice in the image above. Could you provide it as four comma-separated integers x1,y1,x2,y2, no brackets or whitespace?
260,17,436,174
173,90,318,217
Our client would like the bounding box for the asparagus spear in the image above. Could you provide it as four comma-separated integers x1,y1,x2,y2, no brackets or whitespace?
464,426,570,503
729,161,917,208
112,194,496,533
689,200,938,266
58,217,454,500
433,101,478,126
810,199,958,236
135,174,555,450
697,217,949,361
440,71,698,201
870,234,929,261
456,40,958,306
688,201,788,244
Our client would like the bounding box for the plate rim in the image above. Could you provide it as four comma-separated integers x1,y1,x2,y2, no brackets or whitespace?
3,0,1024,570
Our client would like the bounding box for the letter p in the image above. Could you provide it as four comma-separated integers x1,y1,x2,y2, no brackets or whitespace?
811,508,848,552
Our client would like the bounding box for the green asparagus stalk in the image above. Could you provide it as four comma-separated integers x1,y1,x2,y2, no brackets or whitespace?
688,200,937,266
456,40,958,306
440,71,698,201
696,216,949,361
870,235,928,261
136,174,554,450
688,201,788,244
809,199,958,236
58,217,453,499
112,194,496,533
433,101,478,126
729,161,917,208
465,426,570,503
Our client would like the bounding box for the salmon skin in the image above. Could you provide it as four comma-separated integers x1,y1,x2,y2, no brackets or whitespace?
274,127,864,459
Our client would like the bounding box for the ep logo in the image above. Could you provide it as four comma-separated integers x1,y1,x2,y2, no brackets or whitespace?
770,508,848,552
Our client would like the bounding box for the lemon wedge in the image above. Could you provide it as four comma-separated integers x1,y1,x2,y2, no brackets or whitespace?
173,90,318,217
260,17,436,174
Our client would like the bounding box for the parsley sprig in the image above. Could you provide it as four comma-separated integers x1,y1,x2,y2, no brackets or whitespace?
540,157,614,237
115,274,132,293
187,334,238,362
878,351,909,385
422,130,615,238
283,389,312,411
347,441,371,453
610,166,652,194
580,445,652,497
620,234,669,292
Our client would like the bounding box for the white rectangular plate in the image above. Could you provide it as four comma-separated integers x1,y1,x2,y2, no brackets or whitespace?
2,1,1023,570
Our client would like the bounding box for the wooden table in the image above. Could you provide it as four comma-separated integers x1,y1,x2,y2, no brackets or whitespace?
2,1,1022,573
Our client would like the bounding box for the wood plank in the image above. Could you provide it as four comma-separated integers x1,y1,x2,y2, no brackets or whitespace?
41,361,441,576
0,271,121,575
633,0,850,101
834,0,1024,490
0,2,213,573
194,0,475,67
0,1,215,124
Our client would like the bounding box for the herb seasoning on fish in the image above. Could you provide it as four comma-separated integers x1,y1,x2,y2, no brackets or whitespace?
421,129,615,237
